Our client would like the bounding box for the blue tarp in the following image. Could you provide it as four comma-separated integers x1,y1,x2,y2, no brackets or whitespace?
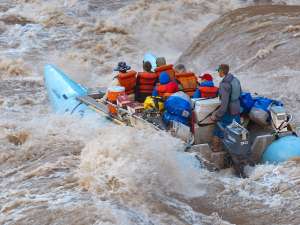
163,111,189,126
163,92,192,126
165,93,192,118
240,92,255,113
240,93,283,116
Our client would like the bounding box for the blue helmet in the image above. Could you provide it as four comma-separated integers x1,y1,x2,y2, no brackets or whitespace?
159,71,170,84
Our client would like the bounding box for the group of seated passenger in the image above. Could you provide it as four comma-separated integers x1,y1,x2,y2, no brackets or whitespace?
110,60,249,177
110,57,219,103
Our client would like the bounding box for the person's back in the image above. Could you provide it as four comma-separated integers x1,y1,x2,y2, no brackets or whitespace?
211,64,244,177
156,81,178,98
102,61,136,101
135,61,158,102
174,64,198,97
117,71,136,93
114,61,136,100
152,71,179,100
211,65,241,135
155,57,176,81
192,73,218,99
215,72,241,120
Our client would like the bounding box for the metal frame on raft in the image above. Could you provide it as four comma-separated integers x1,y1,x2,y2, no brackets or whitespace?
77,93,163,131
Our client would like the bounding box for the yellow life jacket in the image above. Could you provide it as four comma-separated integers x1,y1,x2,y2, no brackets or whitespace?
144,96,164,112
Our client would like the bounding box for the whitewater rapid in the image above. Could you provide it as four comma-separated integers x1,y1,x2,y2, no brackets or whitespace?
1,1,300,225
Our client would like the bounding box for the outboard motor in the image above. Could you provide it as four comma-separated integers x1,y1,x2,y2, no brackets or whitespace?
223,121,251,157
220,121,252,178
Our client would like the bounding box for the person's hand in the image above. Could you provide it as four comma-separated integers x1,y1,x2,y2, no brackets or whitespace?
210,113,217,122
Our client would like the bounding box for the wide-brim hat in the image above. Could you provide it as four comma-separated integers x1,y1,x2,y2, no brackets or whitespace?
114,61,131,72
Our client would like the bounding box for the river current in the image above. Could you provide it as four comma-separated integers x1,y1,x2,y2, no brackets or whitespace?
1,1,300,224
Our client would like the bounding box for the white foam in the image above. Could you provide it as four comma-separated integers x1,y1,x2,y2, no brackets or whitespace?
1,0,300,224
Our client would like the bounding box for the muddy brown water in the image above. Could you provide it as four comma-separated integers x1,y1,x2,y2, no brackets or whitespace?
1,1,300,225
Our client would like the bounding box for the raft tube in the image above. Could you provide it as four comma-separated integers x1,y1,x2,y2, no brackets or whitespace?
262,135,300,163
44,64,91,116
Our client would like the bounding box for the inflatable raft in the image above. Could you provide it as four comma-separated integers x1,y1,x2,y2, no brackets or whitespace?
44,64,300,170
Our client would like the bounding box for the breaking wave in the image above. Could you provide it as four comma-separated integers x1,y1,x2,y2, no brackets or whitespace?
1,0,300,225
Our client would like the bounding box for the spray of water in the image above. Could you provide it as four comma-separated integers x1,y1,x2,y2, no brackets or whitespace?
1,0,300,224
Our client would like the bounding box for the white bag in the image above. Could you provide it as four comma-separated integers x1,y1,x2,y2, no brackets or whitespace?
249,107,269,126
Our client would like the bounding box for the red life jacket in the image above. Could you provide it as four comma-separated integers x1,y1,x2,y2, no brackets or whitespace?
117,70,136,95
175,72,197,97
198,86,219,98
137,72,158,94
155,64,175,81
157,81,179,99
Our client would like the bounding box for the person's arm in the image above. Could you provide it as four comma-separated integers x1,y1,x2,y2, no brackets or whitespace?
111,77,120,86
215,82,231,120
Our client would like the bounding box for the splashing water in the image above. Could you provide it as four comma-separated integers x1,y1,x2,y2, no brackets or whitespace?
1,0,300,224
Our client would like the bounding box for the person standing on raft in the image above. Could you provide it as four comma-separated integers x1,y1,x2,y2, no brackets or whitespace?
210,64,241,145
210,64,249,177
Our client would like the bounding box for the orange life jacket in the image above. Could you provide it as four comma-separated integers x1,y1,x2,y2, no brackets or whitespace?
156,81,179,99
137,72,158,94
198,86,219,98
175,72,198,97
117,70,137,95
155,64,175,81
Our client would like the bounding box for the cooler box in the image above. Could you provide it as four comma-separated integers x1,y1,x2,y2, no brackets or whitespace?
193,98,220,124
107,86,125,115
192,98,220,144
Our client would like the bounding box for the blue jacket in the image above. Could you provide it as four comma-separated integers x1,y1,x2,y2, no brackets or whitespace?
192,81,215,98
152,71,170,96
152,89,158,96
